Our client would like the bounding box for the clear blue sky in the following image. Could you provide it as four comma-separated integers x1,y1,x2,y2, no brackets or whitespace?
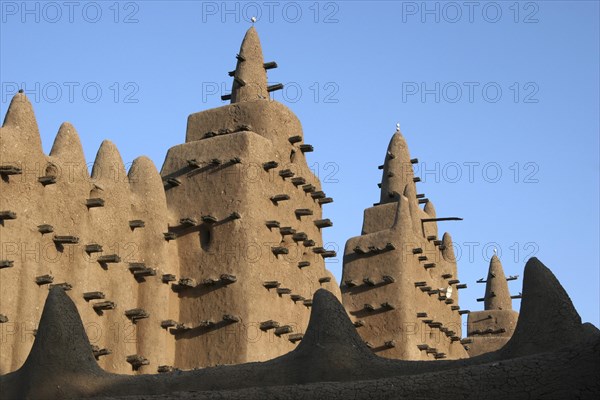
1,1,598,327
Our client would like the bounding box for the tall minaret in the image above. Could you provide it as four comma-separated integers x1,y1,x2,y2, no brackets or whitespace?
484,255,513,311
341,127,468,361
466,255,519,356
162,26,340,369
230,27,269,103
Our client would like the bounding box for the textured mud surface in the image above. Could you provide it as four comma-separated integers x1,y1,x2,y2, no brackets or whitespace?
1,258,598,399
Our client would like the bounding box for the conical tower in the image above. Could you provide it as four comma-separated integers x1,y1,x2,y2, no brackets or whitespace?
161,27,341,369
230,27,269,103
341,128,468,360
466,255,519,356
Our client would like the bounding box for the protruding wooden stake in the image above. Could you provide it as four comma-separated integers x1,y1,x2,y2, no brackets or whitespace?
164,232,177,241
276,287,291,295
263,161,279,170
263,281,281,289
83,292,105,301
279,226,296,236
314,219,333,228
292,232,308,242
157,365,175,373
165,177,182,187
321,250,336,258
125,308,149,323
267,83,284,93
290,294,305,302
93,301,116,311
295,208,313,217
271,194,290,203
291,177,306,186
98,254,121,264
38,224,54,234
179,217,198,227
38,176,57,186
363,277,376,286
177,277,197,288
201,278,220,286
92,345,111,359
260,320,280,331
86,198,105,208
288,135,302,144
310,191,326,200
274,325,293,336
35,275,54,285
266,220,280,228
302,184,315,193
129,220,145,229
288,333,303,343
279,169,294,178
220,274,237,284
271,246,290,256
53,235,79,244
0,165,22,176
202,215,218,224
85,244,103,254
223,314,240,323
126,355,149,371
299,144,313,153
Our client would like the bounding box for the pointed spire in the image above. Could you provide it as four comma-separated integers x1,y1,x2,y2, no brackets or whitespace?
128,156,167,207
402,183,421,236
1,91,42,154
292,289,375,367
484,255,512,311
91,140,126,183
441,232,456,262
22,287,102,373
230,27,268,103
3,287,106,399
2,91,39,133
423,200,438,238
424,200,436,217
49,122,86,165
380,131,413,204
391,193,413,233
501,257,590,358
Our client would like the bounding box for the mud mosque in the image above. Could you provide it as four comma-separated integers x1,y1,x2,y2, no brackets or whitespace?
0,28,597,399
